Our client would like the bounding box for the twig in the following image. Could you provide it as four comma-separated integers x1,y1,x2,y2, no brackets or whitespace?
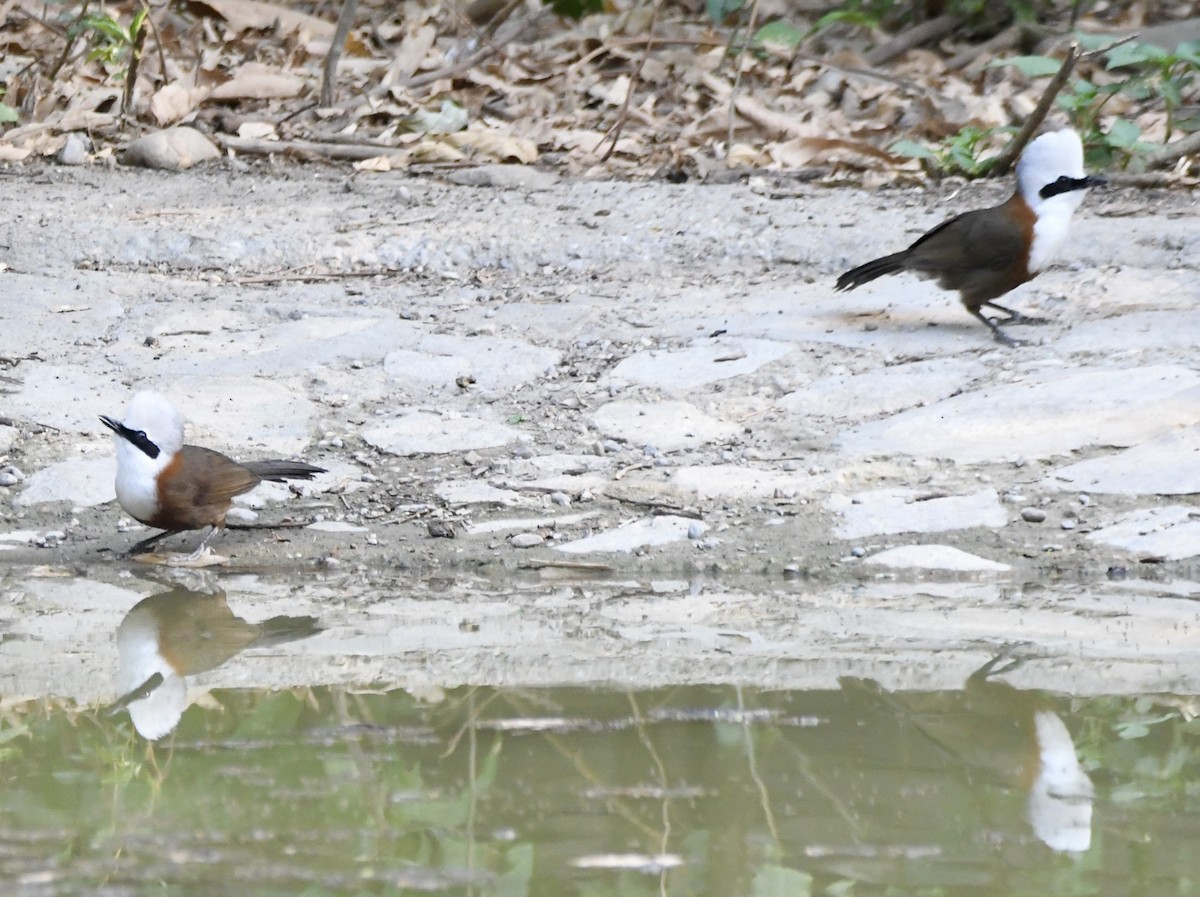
1144,130,1200,167
865,13,964,67
990,34,1140,177
517,558,614,572
215,133,406,162
46,0,90,81
321,0,358,106
726,0,760,150
121,9,147,117
945,23,1021,73
988,42,1080,177
598,0,663,163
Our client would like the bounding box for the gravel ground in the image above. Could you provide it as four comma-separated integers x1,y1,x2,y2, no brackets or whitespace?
0,159,1198,698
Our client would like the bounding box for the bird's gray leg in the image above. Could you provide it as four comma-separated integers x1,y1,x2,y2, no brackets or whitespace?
983,301,1049,326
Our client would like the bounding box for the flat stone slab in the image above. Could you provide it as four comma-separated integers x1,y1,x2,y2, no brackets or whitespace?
15,458,115,508
436,481,525,506
781,357,989,423
838,365,1200,464
362,412,521,455
384,333,561,393
863,544,1011,572
591,400,741,452
1087,506,1200,561
670,465,835,500
605,337,794,390
167,378,319,456
555,515,704,554
827,488,1007,539
1043,427,1200,495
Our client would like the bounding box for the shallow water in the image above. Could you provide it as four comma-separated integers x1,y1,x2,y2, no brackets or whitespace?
1,569,1199,895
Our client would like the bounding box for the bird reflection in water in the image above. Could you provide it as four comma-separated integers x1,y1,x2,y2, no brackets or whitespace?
109,582,322,740
842,648,1094,854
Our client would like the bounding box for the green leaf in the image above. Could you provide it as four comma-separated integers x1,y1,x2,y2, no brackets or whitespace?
991,54,1061,77
813,8,877,31
752,865,812,897
889,139,934,159
1106,42,1168,69
1106,118,1142,149
752,20,804,52
0,103,18,124
546,0,604,19
706,0,744,22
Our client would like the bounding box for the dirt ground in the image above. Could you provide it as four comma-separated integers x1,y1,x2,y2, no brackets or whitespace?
0,159,1198,699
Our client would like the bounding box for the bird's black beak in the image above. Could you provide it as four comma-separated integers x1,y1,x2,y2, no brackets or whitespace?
99,415,161,459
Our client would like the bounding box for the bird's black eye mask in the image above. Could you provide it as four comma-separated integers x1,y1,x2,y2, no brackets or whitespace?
1040,174,1106,199
99,416,161,459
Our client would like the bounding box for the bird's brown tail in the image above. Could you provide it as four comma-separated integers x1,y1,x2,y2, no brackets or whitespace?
242,460,325,482
835,251,909,292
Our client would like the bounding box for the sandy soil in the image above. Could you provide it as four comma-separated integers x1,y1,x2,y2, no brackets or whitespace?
0,160,1198,699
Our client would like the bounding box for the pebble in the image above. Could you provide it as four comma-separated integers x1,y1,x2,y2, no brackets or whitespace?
687,521,704,540
56,132,90,166
850,546,866,558
1060,518,1077,530
602,439,621,453
427,520,456,539
1021,507,1047,523
0,472,19,487
550,491,570,507
510,532,544,548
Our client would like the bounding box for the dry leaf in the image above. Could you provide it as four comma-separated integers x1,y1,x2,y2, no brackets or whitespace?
409,139,467,163
237,121,276,140
150,83,212,126
187,0,335,38
447,129,538,163
354,154,398,172
209,63,306,100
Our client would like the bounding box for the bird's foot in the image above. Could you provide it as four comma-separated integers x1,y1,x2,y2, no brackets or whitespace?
984,303,1049,327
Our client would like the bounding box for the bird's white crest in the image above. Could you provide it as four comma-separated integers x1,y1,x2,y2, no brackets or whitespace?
109,391,187,523
1017,129,1091,272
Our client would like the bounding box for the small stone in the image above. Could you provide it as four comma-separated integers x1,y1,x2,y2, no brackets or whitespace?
687,521,704,540
850,546,866,558
427,520,456,539
512,444,534,460
1078,494,1091,507
550,491,570,507
463,451,483,466
1021,507,1047,523
643,444,659,457
1060,518,1077,530
56,132,90,166
2,466,25,482
602,439,621,453
510,532,543,548
783,563,801,575
0,472,18,487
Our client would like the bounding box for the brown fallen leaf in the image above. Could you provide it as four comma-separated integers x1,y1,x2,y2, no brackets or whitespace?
150,83,212,126
446,128,538,163
209,63,307,100
185,0,335,38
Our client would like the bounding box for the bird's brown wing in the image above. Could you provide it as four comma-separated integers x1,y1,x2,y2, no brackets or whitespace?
905,203,1027,275
154,445,261,529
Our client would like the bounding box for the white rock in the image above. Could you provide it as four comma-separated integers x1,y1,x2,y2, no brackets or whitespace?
363,412,520,455
826,488,1006,539
591,401,740,453
1086,507,1200,560
306,520,370,533
14,459,115,508
1043,427,1200,495
863,544,1011,572
605,337,794,390
510,532,544,548
555,515,706,554
124,127,220,171
838,365,1200,464
436,481,524,506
